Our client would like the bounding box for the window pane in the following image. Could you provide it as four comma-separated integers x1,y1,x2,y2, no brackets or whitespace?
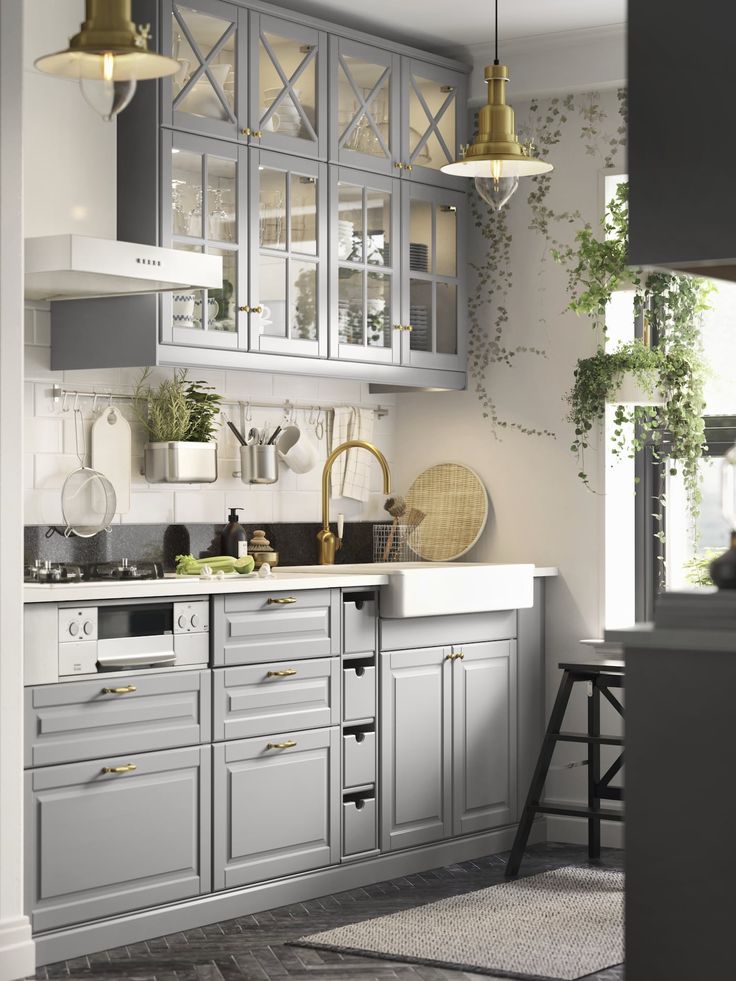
367,272,391,347
207,156,236,243
337,183,363,261
338,267,364,345
338,56,391,158
259,168,287,250
409,199,432,273
409,279,432,352
172,150,203,238
436,282,457,355
436,205,456,276
409,74,455,170
259,255,286,337
260,32,317,139
291,174,317,255
173,6,235,119
291,260,317,340
208,248,237,333
366,188,391,266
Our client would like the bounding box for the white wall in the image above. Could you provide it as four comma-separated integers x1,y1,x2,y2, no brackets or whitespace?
393,88,626,843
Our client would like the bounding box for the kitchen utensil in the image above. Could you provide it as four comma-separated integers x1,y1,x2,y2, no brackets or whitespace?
276,424,318,474
267,425,282,445
382,495,406,561
406,463,489,561
248,427,259,444
91,405,132,514
61,409,117,538
227,420,247,446
248,529,279,569
240,443,278,484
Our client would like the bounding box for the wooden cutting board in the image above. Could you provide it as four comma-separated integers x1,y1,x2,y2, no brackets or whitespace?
91,406,132,514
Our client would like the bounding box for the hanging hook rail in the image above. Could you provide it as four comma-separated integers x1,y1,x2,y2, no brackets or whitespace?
49,384,389,419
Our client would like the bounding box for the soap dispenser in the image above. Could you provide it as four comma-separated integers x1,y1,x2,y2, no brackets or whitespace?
222,508,247,558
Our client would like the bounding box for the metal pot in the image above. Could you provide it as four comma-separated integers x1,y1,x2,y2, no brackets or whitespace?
144,441,218,483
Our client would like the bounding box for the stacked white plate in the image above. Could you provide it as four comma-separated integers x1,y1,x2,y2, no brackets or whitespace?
409,304,430,351
338,219,356,259
409,242,429,272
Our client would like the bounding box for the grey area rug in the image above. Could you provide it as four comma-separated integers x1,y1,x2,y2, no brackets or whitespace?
293,866,624,981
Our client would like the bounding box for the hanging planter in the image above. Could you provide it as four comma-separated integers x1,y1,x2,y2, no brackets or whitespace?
134,369,222,484
608,368,665,407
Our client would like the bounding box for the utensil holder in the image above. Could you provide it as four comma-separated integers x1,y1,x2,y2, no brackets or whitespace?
240,444,278,484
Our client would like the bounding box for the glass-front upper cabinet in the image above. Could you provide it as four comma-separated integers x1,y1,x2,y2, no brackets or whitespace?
161,131,246,350
164,0,242,140
250,14,327,159
401,60,467,188
330,38,401,175
330,168,401,365
401,182,466,371
249,150,328,358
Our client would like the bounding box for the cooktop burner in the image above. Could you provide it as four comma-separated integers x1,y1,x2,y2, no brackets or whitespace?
24,558,164,583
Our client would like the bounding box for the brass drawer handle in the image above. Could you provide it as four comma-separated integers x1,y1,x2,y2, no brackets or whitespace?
266,740,297,750
102,685,137,695
102,763,137,774
267,596,297,604
447,651,464,661
266,669,298,678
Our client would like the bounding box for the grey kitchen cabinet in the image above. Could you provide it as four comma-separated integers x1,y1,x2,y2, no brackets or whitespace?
213,726,340,889
25,669,211,768
400,58,467,190
381,640,516,851
249,149,329,357
26,745,211,933
213,656,340,740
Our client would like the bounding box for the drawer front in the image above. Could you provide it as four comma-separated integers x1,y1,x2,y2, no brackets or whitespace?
213,658,340,741
215,591,338,666
26,745,211,933
343,665,376,722
343,797,377,856
343,592,377,654
25,670,212,768
343,730,376,788
213,727,340,889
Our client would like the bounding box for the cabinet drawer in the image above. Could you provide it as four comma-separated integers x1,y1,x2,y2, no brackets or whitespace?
343,730,376,788
343,664,376,722
213,658,340,741
213,726,340,889
25,670,211,768
343,796,377,856
26,745,211,933
343,592,377,654
215,591,337,666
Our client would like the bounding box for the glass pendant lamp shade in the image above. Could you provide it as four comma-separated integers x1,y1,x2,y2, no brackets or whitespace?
475,175,519,210
80,78,137,121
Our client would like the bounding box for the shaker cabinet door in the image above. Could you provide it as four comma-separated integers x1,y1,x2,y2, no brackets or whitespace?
380,646,452,851
213,727,340,889
452,641,517,836
164,0,242,141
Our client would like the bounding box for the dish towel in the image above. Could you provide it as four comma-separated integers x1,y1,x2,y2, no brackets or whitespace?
328,406,375,502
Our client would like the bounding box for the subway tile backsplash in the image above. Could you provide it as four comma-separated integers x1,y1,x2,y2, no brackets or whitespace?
24,303,396,529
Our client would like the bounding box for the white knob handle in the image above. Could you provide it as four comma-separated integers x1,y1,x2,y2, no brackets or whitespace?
337,512,344,539
178,615,187,629
190,614,199,628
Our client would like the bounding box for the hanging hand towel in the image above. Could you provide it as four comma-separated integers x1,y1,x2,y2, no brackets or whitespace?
327,406,375,502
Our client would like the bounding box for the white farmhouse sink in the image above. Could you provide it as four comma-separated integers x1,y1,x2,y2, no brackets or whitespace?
285,562,535,618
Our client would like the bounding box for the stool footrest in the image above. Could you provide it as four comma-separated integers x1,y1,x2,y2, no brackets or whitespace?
552,731,623,745
534,803,624,821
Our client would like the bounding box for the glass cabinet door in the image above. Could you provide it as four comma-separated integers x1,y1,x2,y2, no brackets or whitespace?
161,131,246,350
249,150,328,358
250,14,326,159
330,168,401,364
401,183,466,371
401,60,467,189
165,0,241,140
331,38,401,176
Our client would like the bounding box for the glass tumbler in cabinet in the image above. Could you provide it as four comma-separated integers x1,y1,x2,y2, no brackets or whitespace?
162,132,246,351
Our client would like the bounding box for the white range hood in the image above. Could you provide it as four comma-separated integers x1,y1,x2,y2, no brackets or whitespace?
24,235,222,301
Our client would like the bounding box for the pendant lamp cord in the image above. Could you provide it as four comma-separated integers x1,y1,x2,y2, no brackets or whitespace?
494,0,499,64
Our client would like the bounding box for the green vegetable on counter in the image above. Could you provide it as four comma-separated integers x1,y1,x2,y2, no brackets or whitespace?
175,553,255,576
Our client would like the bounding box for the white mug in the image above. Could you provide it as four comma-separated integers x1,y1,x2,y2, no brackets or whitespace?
276,425,318,474
263,112,281,132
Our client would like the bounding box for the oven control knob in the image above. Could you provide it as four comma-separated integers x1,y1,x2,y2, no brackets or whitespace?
177,615,187,629
190,614,200,628
68,621,79,637
83,620,94,636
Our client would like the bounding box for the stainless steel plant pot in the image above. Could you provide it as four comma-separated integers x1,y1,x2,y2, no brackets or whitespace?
240,443,278,484
144,441,218,483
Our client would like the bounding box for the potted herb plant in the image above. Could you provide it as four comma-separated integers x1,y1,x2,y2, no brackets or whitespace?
554,182,711,518
134,369,222,483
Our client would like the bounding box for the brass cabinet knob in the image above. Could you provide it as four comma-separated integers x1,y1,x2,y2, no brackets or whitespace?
393,323,403,331
266,740,297,750
394,161,404,169
238,305,251,313
405,163,413,171
102,685,136,695
254,130,263,138
267,596,297,604
241,127,252,136
266,668,298,678
102,763,137,774
251,305,263,314
404,324,413,332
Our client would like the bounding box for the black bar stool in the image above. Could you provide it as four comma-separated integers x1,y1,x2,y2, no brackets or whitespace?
506,659,625,877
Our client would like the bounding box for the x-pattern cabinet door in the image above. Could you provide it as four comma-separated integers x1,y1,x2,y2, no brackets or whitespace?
400,182,467,371
330,37,401,176
164,0,243,141
250,13,327,159
330,167,402,365
401,59,467,190
248,149,328,358
161,130,248,351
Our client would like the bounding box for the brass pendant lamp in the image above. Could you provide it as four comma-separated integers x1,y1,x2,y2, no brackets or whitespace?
441,0,553,210
34,0,179,121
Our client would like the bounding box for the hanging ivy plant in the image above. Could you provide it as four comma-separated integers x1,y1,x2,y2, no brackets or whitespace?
556,182,711,520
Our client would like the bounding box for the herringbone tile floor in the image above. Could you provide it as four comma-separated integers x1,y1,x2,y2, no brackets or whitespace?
31,843,623,981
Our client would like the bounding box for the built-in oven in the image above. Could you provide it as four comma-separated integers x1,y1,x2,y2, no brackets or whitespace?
55,597,210,677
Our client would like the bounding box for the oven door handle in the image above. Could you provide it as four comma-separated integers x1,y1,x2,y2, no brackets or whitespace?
96,650,177,669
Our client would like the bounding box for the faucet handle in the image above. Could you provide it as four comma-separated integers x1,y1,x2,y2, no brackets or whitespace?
337,512,344,541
